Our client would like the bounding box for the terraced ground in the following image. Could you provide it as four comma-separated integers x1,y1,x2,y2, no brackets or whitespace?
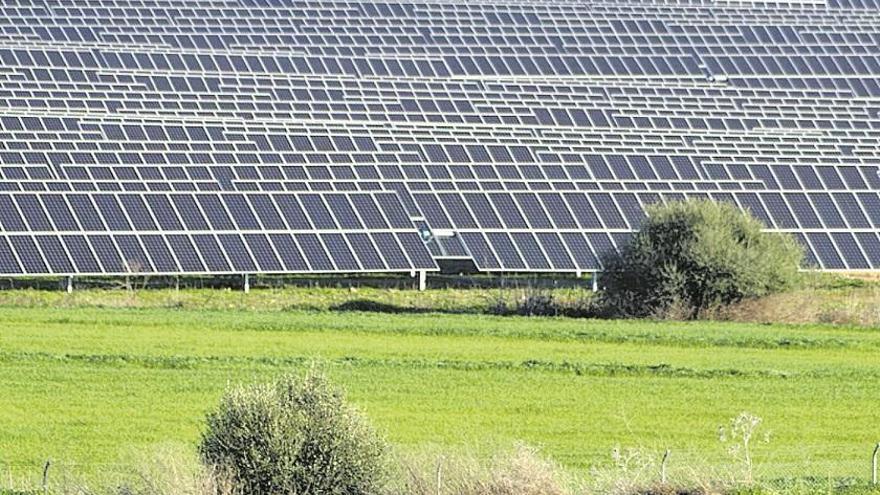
1,289,878,485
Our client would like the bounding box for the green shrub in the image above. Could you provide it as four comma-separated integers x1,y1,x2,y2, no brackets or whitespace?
598,200,803,319
198,369,389,495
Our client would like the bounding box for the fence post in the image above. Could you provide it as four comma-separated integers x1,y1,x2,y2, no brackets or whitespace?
435,456,443,495
872,442,879,485
41,459,51,493
661,449,670,484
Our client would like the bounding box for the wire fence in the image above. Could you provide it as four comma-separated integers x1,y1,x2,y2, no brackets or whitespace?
2,444,879,491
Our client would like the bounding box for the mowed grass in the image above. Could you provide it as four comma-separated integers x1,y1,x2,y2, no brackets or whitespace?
0,299,879,481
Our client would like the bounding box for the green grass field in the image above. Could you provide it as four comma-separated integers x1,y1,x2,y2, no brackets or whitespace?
1,290,879,484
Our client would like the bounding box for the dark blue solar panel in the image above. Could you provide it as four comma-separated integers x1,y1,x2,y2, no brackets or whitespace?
486,232,526,270
511,232,551,270
275,195,312,230
218,234,257,272
515,194,553,229
855,233,880,268
438,194,478,229
89,235,125,272
539,193,578,229
192,234,231,272
94,195,132,231
0,238,22,274
295,234,335,271
786,193,822,228
146,195,184,230
119,195,157,230
116,235,153,273
561,233,600,271
761,193,798,229
35,236,73,273
167,235,205,272
9,237,46,273
832,232,868,269
536,233,576,271
590,194,627,229
348,233,386,270
614,194,646,229
460,232,501,270
17,195,53,231
63,235,101,273
371,233,410,270
415,194,454,229
794,233,820,269
225,194,261,231
735,193,773,227
300,194,337,230
196,195,235,230
325,194,363,229
244,234,282,272
397,232,436,269
488,193,528,229
268,234,309,271
856,193,880,228
350,195,390,230
564,194,602,229
42,196,79,231
248,195,286,230
807,233,845,269
171,195,210,230
0,197,27,231
323,233,361,271
142,235,179,272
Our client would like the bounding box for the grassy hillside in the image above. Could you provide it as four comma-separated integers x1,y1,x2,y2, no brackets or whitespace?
1,303,878,484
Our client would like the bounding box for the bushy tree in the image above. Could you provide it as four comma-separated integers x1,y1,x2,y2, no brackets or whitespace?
598,200,803,318
199,369,389,495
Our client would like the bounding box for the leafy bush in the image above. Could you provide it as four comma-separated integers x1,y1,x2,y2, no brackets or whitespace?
598,200,803,319
199,369,389,495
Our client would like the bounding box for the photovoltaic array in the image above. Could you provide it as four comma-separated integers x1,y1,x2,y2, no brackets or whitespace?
0,0,879,276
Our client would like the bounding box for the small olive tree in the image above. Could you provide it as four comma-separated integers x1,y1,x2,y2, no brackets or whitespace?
199,369,389,495
598,199,803,318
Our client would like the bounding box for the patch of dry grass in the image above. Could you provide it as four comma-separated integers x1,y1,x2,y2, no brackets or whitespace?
715,285,880,327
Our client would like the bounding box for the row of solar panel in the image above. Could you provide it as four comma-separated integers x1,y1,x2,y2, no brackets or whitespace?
1,22,874,57
1,142,877,184
0,192,418,233
2,101,874,131
410,191,880,231
0,47,712,78
434,229,880,271
0,231,436,275
0,190,878,234
1,161,876,191
0,179,783,195
8,70,880,113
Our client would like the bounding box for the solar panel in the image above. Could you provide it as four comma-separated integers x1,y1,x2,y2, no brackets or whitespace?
0,0,878,277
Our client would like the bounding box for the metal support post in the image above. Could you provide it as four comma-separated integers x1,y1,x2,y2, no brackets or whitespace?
243,273,250,293
66,276,73,294
591,272,599,292
417,270,427,291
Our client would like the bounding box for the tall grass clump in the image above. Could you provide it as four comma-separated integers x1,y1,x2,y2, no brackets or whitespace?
396,444,575,495
598,200,803,319
199,369,389,495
